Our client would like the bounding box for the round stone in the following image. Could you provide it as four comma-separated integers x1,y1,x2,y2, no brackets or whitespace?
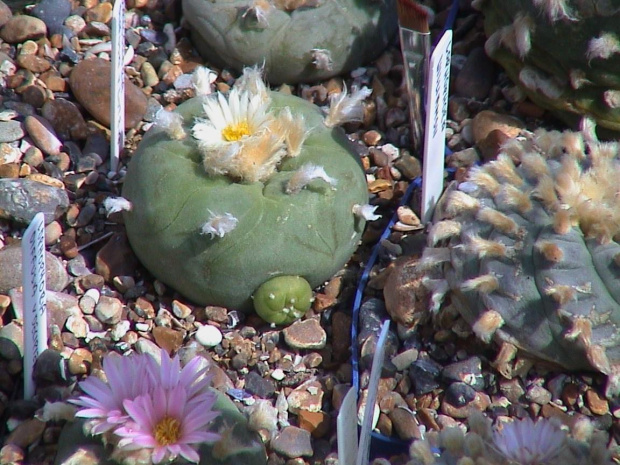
195,324,222,347
0,16,46,43
69,58,147,129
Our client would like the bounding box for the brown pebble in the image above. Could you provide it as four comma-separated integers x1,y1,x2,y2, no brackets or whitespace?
0,163,19,178
16,54,51,73
152,325,185,354
298,410,330,438
585,389,609,415
6,418,46,448
68,348,93,375
283,318,326,350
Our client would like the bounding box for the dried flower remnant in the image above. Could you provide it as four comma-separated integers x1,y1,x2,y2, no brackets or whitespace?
586,32,620,60
201,211,239,238
153,108,186,140
352,203,381,221
286,163,337,194
103,197,133,216
242,0,276,27
323,85,372,127
192,66,217,96
311,48,333,70
275,106,311,157
234,65,269,103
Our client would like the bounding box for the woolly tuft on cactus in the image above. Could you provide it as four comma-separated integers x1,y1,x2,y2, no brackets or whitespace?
480,0,620,132
121,68,370,312
181,0,398,84
422,128,620,397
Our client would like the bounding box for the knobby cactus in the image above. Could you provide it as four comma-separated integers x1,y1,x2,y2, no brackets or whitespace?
181,0,398,84
479,0,620,131
407,412,613,465
421,128,620,397
120,68,371,315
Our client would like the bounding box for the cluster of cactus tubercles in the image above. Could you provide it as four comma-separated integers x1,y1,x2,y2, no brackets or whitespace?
421,127,620,397
479,0,620,132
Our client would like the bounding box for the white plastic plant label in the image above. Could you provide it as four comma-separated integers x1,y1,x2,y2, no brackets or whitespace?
337,386,358,465
22,212,48,400
421,30,452,223
110,0,126,174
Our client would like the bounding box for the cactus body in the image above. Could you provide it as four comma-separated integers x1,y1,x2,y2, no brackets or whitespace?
181,0,398,84
121,90,368,311
54,389,267,465
253,275,313,324
424,129,620,396
481,0,620,131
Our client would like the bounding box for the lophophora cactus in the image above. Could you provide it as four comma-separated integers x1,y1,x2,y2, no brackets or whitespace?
181,0,398,84
406,412,613,465
420,127,620,397
479,0,620,132
121,68,371,316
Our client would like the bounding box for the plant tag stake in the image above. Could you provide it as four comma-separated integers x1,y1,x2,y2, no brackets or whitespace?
110,0,126,174
421,30,452,223
356,320,390,465
337,386,358,465
22,212,47,400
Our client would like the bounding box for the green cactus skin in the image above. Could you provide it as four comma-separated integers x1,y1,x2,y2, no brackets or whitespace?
423,129,620,396
181,0,398,85
54,388,267,465
481,0,620,131
253,275,313,325
121,91,368,311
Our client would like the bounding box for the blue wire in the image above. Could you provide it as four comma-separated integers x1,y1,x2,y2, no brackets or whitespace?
351,0,460,395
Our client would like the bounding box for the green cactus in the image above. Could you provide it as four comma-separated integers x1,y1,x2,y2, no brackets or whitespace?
54,388,267,465
480,0,620,131
181,0,398,84
421,128,620,397
121,70,370,312
253,275,313,324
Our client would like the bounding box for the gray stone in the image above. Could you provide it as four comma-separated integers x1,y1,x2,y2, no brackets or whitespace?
244,370,276,399
0,178,69,225
271,426,313,458
0,244,69,294
31,0,72,35
442,356,485,391
94,295,123,325
0,321,23,359
0,121,24,142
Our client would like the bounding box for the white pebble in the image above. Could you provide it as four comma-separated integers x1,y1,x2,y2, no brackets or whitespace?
195,324,223,347
271,368,286,381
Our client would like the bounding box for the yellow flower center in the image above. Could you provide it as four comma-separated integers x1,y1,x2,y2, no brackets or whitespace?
153,416,182,446
221,120,251,141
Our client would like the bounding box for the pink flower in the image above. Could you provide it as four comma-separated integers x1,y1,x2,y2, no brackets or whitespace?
71,349,220,463
71,352,155,434
115,384,220,463
492,417,567,465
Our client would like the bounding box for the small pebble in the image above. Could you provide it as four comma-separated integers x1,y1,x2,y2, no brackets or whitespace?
195,324,223,347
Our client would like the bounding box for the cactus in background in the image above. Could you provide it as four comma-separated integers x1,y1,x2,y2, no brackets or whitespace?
480,0,620,131
181,0,398,84
121,68,370,313
406,412,613,465
421,128,620,397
